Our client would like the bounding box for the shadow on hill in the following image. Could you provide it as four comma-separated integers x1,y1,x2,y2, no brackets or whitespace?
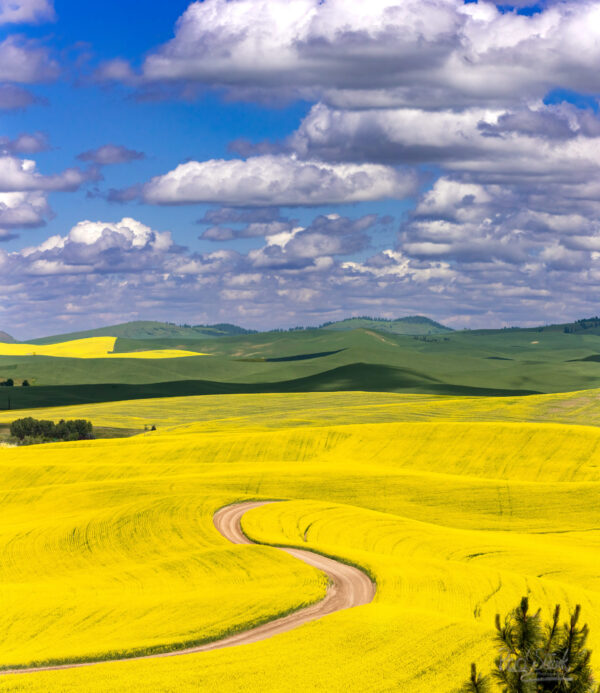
568,354,600,363
0,363,541,411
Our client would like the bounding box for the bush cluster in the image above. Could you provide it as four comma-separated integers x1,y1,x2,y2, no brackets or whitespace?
9,417,94,444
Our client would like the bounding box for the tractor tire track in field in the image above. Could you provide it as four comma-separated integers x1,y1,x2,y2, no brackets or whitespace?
1,500,376,676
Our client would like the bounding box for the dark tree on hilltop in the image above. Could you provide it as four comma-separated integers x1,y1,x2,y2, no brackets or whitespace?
463,597,599,692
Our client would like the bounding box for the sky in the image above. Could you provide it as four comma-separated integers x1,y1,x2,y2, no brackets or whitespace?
2,0,600,339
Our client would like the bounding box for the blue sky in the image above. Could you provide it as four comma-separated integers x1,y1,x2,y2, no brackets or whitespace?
1,0,600,338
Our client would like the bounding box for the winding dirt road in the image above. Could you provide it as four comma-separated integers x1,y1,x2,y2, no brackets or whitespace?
1,500,376,676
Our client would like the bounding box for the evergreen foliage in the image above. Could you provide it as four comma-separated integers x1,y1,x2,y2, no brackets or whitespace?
464,597,599,692
461,663,492,692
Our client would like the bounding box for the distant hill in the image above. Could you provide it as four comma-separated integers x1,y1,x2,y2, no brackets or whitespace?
29,321,257,345
467,317,600,337
6,319,600,406
319,316,452,336
0,330,15,343
24,314,600,346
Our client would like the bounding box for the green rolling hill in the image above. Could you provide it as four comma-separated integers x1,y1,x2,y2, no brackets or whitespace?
2,321,600,410
0,331,15,343
319,315,452,335
27,321,257,345
24,315,453,346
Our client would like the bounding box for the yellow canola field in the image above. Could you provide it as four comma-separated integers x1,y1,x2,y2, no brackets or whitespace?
0,485,326,668
0,386,597,430
0,337,205,359
2,401,600,692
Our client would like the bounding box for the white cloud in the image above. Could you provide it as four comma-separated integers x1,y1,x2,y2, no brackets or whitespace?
291,103,600,184
101,0,600,108
143,154,415,206
15,217,175,272
415,179,494,223
0,156,89,193
0,84,36,110
0,190,50,228
0,36,58,84
0,0,55,25
4,206,600,336
343,249,456,283
77,144,145,166
66,218,172,250
28,259,92,275
0,132,49,155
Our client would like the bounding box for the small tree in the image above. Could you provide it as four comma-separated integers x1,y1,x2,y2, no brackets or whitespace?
464,597,599,693
22,379,30,387
461,663,492,693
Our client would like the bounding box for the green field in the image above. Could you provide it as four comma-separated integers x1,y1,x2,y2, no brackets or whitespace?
2,321,600,410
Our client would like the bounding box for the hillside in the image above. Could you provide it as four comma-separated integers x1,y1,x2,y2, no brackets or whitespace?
319,315,452,335
4,325,600,409
27,315,600,346
468,316,600,336
28,316,451,344
0,330,15,343
29,321,257,344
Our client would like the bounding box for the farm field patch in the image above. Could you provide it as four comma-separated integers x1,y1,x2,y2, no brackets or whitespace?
0,337,204,360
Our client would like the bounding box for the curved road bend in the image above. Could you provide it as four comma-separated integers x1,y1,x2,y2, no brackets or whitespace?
1,500,376,675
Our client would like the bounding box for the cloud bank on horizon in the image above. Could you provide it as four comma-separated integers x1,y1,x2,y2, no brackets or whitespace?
2,0,600,337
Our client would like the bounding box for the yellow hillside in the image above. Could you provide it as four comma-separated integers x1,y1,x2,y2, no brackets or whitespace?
0,387,597,430
2,391,600,691
0,337,204,359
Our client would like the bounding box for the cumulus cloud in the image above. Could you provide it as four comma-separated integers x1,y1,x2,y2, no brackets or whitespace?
201,221,295,242
0,36,58,84
4,204,600,337
0,132,49,155
198,207,293,240
15,217,177,276
198,206,284,226
97,0,600,109
0,0,55,25
246,213,378,269
0,84,37,110
0,190,50,228
7,1,600,334
77,144,145,166
0,156,91,193
142,154,416,206
290,102,600,183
